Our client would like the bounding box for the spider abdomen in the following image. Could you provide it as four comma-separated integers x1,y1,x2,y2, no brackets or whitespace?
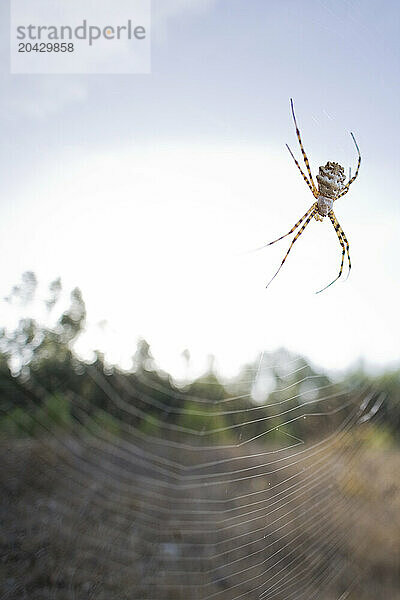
316,161,346,201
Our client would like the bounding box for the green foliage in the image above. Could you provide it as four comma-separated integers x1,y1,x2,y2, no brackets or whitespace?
0,272,399,445
0,394,71,439
177,400,233,443
37,394,72,430
359,423,394,450
138,414,161,436
86,408,121,436
0,406,37,438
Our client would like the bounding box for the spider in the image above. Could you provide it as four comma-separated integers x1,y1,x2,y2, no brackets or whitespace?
265,99,361,293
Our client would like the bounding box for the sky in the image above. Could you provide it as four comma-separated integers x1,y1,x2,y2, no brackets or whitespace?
0,0,399,380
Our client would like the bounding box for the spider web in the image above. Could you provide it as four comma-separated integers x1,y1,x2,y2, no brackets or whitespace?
0,346,387,600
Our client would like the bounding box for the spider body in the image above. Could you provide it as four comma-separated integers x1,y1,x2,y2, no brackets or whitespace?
265,100,361,293
315,162,346,219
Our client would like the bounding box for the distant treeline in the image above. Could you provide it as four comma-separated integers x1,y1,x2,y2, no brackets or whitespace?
1,273,399,443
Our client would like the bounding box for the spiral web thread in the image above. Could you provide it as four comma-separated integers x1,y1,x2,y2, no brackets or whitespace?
1,350,387,600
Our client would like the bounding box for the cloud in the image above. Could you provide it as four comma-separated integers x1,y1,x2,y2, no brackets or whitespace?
1,77,88,120
152,0,219,43
1,0,88,120
1,0,218,119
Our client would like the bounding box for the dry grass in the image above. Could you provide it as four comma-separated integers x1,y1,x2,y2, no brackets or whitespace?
1,430,399,600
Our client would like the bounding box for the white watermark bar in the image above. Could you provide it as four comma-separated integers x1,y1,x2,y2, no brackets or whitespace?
10,0,151,74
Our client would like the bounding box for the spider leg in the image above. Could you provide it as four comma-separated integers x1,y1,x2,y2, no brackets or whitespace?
266,207,316,288
253,202,317,253
286,144,318,197
290,99,317,194
315,212,346,293
336,132,361,199
316,210,351,293
337,217,352,279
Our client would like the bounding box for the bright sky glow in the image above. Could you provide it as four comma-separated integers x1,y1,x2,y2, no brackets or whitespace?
0,0,399,378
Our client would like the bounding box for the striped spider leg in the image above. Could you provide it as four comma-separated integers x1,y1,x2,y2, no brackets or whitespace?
289,98,318,196
286,143,318,198
335,133,361,200
255,202,317,254
266,206,317,289
315,133,360,292
266,99,318,288
316,211,351,294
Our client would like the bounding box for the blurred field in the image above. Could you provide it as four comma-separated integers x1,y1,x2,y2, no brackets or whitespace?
1,429,399,600
1,277,399,598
